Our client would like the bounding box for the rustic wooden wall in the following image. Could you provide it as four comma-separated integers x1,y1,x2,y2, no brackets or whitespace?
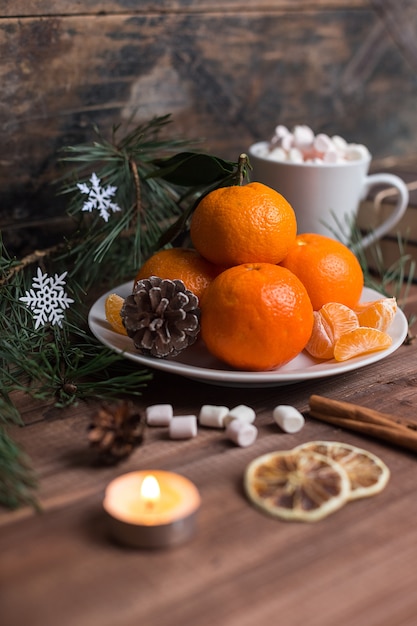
2,0,417,253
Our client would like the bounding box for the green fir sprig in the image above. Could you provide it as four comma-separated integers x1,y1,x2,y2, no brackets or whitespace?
58,115,240,287
0,421,39,511
0,114,245,510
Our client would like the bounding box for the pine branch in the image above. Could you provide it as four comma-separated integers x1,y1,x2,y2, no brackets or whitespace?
0,424,39,511
0,391,39,511
0,114,244,510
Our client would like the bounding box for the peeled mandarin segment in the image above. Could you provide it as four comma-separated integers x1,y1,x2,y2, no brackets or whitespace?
321,302,359,334
105,293,127,335
244,449,350,522
294,441,390,500
356,297,397,331
305,311,335,360
305,302,359,360
353,299,379,312
333,327,392,362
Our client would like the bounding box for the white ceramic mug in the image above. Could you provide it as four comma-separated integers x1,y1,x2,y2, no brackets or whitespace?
248,141,409,249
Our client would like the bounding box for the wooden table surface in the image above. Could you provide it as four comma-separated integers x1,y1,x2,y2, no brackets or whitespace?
2,289,417,626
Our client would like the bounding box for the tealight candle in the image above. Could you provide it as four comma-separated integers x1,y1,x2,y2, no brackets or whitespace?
103,470,201,549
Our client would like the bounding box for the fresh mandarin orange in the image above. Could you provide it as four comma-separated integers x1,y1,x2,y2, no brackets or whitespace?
200,263,314,371
280,233,364,310
134,247,222,302
105,293,127,335
305,302,359,360
355,297,397,331
190,182,297,267
333,327,392,362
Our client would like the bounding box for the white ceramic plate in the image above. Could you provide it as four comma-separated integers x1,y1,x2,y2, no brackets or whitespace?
88,283,408,387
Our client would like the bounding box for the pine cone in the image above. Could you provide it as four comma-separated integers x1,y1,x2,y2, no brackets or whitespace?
121,276,200,358
88,401,144,465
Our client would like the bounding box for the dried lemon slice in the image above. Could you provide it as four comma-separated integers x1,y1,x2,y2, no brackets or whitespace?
244,449,350,522
295,441,390,500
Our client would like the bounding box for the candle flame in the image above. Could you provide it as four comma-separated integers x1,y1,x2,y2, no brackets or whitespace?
141,474,161,506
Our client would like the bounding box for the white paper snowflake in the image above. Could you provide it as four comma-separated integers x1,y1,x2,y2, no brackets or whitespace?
19,268,74,329
77,172,121,222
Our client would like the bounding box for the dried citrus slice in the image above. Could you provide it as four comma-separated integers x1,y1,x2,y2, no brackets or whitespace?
295,441,390,500
333,327,392,362
244,449,350,522
305,302,359,360
105,293,127,335
355,297,397,331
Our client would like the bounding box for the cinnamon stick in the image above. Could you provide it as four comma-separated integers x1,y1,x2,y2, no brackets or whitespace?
308,395,417,455
309,395,417,431
309,410,417,454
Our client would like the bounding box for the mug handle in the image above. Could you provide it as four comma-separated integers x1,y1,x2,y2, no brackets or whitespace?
359,173,409,249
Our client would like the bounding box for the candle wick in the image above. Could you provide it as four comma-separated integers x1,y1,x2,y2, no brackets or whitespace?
145,499,155,511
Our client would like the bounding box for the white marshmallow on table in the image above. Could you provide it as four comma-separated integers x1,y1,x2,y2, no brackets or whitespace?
146,404,173,426
224,404,256,427
169,415,198,439
225,420,258,448
199,404,229,428
273,405,305,433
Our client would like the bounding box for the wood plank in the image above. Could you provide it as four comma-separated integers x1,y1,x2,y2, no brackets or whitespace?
2,485,417,626
3,5,417,246
2,338,417,625
2,0,371,18
1,290,416,626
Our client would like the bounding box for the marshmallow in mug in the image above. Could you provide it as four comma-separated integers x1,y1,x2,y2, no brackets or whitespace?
258,124,371,165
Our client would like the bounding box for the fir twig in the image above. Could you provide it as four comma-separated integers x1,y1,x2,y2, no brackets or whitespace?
0,424,39,511
58,114,192,279
0,114,242,509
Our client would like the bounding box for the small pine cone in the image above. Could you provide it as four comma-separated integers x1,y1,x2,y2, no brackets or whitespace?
121,275,200,358
88,401,144,465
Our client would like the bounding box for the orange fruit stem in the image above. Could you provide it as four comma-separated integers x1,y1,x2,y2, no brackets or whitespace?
237,153,249,186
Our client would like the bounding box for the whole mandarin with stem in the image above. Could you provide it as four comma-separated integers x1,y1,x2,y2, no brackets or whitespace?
190,182,297,267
